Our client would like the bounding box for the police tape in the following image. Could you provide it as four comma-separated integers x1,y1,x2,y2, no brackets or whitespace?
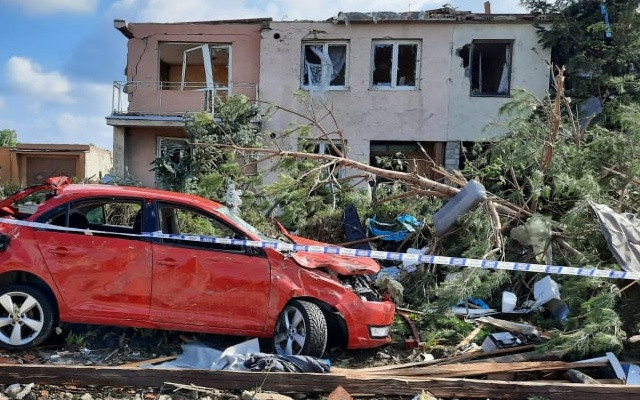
1,217,638,281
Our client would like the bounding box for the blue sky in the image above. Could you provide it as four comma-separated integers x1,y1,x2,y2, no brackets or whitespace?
0,0,526,151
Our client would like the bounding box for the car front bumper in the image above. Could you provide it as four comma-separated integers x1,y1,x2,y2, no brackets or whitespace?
336,298,396,349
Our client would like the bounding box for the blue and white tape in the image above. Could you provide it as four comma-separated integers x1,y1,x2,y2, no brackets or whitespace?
1,218,638,281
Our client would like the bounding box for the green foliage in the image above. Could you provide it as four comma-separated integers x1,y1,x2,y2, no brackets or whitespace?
0,129,17,147
151,95,263,202
522,0,640,123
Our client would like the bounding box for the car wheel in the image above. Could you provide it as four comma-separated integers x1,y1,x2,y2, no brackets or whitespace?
0,285,55,349
273,300,327,357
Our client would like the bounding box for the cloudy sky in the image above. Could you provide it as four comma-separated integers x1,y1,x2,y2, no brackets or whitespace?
0,0,526,150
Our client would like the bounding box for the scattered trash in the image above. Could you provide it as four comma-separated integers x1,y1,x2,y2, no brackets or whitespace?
368,214,423,241
590,201,640,274
342,204,373,250
577,352,625,381
375,274,404,304
475,316,540,337
433,179,486,236
531,276,569,320
481,332,524,352
510,215,553,263
624,364,640,385
396,309,422,349
566,369,600,384
244,353,330,373
147,339,259,371
501,291,518,313
451,306,498,318
402,247,429,272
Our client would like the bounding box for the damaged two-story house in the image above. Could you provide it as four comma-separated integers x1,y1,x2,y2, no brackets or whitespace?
107,7,550,187
107,18,269,187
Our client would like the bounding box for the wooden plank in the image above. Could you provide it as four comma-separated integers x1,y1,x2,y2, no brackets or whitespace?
0,363,637,400
357,344,535,372
358,361,608,378
120,355,178,368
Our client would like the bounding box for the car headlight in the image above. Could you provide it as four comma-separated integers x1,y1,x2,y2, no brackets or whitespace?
369,325,391,338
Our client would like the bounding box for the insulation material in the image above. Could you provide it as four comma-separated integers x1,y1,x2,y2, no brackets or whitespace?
510,216,553,264
590,202,640,273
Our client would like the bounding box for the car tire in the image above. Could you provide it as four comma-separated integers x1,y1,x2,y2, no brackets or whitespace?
273,300,327,357
0,285,55,350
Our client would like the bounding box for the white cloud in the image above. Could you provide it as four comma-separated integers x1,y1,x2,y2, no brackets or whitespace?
6,0,98,15
5,57,72,104
55,112,112,148
0,96,4,110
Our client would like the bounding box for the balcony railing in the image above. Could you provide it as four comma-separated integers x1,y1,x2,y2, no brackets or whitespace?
111,81,258,115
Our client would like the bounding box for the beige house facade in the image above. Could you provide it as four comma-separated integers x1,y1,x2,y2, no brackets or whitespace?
259,10,550,177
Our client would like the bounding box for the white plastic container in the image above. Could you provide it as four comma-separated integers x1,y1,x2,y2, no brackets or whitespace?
502,291,517,312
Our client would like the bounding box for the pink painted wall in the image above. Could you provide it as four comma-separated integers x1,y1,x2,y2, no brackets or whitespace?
125,127,186,187
125,21,264,114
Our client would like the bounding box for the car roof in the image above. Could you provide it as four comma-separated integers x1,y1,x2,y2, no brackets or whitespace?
54,184,223,210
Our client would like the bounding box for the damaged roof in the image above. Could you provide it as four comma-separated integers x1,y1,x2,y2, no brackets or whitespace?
330,8,548,24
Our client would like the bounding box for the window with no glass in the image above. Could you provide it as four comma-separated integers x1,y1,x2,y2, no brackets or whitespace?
371,40,420,89
301,42,348,89
158,42,231,99
469,40,512,96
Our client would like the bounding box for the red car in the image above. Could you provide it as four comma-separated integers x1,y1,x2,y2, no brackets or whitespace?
0,177,394,356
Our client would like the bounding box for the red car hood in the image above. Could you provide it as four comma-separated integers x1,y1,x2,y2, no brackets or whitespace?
276,223,380,276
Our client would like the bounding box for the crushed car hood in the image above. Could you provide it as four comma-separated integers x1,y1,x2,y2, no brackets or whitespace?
275,222,380,276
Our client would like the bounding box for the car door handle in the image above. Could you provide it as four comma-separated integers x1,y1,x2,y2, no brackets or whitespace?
48,247,70,256
157,258,177,267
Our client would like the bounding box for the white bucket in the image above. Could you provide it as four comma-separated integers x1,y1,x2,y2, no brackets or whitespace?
502,291,517,312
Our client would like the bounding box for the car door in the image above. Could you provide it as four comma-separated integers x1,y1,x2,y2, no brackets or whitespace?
34,198,152,321
150,202,271,332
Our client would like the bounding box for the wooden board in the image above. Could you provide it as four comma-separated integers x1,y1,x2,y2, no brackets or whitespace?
0,363,637,399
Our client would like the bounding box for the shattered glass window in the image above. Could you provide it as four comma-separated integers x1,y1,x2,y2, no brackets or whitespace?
302,42,348,89
371,40,420,89
470,41,512,96
158,203,245,252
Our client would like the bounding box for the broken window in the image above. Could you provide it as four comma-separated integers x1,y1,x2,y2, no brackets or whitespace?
301,42,348,89
158,203,244,252
369,141,443,180
469,41,512,96
371,41,420,89
158,42,231,99
300,139,345,178
156,137,189,187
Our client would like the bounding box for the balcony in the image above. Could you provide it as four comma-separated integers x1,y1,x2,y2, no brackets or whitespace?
111,81,258,115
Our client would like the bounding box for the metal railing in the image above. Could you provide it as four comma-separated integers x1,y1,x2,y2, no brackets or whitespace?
111,81,258,115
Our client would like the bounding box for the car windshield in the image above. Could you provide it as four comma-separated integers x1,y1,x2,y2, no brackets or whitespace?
215,205,278,242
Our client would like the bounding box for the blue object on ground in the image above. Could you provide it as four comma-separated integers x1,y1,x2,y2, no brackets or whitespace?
369,214,424,242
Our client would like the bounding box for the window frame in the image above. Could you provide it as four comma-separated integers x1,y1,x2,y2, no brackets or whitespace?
155,136,189,188
158,42,232,98
300,41,349,90
370,40,421,90
37,197,145,238
469,39,513,97
299,139,346,179
155,201,248,254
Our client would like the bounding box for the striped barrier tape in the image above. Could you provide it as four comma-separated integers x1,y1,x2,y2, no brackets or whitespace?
1,217,638,281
